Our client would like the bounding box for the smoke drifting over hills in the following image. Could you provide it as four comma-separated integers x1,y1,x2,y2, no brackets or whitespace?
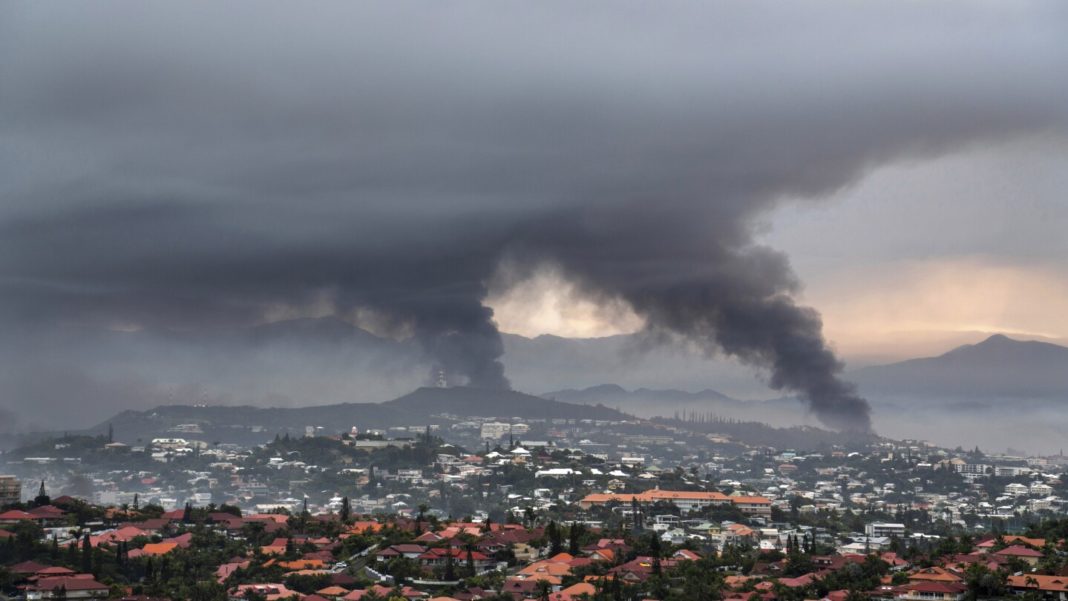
1,2,1066,430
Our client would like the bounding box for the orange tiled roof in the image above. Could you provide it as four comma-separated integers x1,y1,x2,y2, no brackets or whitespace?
580,489,730,504
978,535,1045,549
729,495,772,504
1008,574,1068,593
908,567,963,583
278,559,326,570
139,542,178,556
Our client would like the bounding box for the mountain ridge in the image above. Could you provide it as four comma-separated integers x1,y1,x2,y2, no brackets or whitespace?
852,333,1068,399
63,386,632,447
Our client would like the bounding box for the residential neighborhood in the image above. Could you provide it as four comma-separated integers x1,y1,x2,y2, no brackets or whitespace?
3,408,1068,601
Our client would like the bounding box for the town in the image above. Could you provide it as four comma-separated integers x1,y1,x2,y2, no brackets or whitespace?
3,404,1068,601
5,0,1067,599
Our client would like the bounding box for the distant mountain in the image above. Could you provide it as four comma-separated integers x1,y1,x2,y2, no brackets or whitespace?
69,386,630,447
97,401,405,445
545,383,737,406
2,317,778,430
853,334,1068,399
540,383,810,426
502,333,773,398
385,386,629,421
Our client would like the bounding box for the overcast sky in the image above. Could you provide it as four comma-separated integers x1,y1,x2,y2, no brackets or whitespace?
764,136,1068,361
2,1,1067,428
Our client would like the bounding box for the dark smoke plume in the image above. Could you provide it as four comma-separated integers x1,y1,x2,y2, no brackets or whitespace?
505,201,874,430
1,2,1066,430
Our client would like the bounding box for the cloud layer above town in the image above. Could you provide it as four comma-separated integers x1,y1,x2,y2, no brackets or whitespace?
1,2,1066,431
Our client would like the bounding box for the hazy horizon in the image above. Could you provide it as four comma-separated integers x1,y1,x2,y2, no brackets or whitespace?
2,2,1067,450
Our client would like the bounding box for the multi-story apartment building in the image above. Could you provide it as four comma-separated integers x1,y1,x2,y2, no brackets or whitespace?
0,475,21,506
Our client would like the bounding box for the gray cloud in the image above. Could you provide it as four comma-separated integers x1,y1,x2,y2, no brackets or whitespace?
1,1,1066,430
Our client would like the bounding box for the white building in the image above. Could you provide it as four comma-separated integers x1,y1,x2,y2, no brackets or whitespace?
954,463,991,476
0,475,20,506
1030,482,1053,496
480,422,513,440
994,466,1031,477
1005,483,1029,497
866,522,906,538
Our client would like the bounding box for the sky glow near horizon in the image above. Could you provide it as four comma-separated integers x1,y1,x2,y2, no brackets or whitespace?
489,136,1068,362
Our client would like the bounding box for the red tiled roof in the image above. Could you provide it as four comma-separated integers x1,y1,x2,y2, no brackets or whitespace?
9,560,50,574
28,505,66,518
28,576,109,592
995,545,1044,558
418,547,490,561
899,581,966,594
36,566,76,576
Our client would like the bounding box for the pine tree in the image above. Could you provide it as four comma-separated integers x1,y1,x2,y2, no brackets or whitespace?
34,480,50,507
569,522,581,555
66,537,79,566
81,532,92,573
547,521,562,555
340,496,351,523
445,546,456,580
631,497,642,531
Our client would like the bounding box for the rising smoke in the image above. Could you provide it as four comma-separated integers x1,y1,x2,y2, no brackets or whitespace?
1,2,1066,430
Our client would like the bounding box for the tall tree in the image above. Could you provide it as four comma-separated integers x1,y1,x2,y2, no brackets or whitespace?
340,496,351,523
444,546,456,580
631,497,642,531
548,521,563,555
33,480,50,507
81,532,92,574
